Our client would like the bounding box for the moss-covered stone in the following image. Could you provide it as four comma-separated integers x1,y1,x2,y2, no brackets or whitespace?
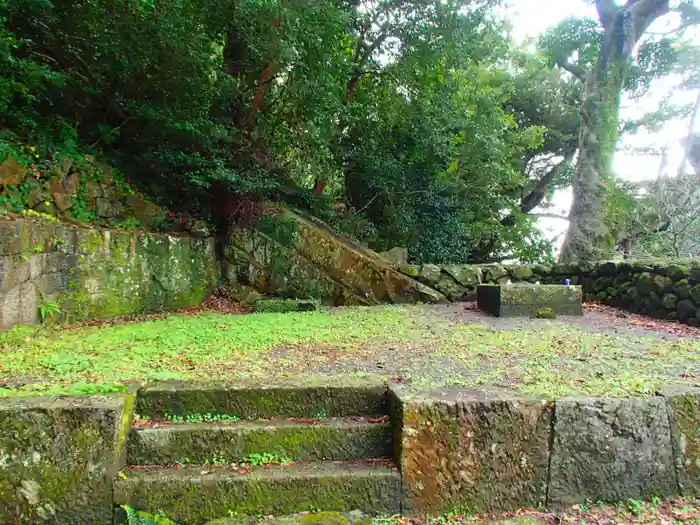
394,387,553,514
433,275,467,302
1,219,216,329
677,299,697,323
398,265,421,278
113,462,401,519
548,397,677,507
477,284,583,318
252,299,319,313
128,419,392,466
231,207,445,306
673,279,692,300
135,379,389,420
665,264,690,281
204,511,372,525
510,265,534,281
0,394,131,525
442,265,482,287
662,293,678,310
662,387,700,497
416,264,442,287
535,307,556,319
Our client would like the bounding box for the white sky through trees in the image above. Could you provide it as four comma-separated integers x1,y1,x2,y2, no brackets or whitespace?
506,0,700,252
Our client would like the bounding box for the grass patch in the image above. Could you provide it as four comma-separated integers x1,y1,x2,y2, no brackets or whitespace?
1,306,698,398
0,307,419,397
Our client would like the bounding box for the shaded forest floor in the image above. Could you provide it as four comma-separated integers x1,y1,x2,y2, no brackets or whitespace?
1,302,698,397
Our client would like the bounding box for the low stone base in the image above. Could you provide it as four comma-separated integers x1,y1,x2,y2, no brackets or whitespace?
477,284,583,317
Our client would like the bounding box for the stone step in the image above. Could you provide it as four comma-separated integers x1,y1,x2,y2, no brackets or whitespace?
135,379,388,420
114,461,401,522
128,418,393,466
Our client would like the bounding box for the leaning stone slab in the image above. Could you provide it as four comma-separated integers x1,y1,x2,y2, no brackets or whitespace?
0,394,134,525
662,386,700,497
477,284,583,317
392,386,554,514
548,397,678,507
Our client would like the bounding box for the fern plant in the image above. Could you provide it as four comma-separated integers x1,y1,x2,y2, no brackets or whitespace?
39,299,61,322
121,505,179,525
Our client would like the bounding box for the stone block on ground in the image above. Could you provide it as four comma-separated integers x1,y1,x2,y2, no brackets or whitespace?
394,387,553,514
477,284,582,317
252,298,319,313
548,397,678,507
0,394,133,525
662,386,700,497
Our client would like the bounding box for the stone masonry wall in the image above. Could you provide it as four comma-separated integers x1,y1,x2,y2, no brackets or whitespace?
0,218,217,330
397,260,700,325
392,384,700,515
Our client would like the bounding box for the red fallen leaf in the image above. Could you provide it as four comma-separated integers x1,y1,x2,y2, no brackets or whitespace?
388,377,406,384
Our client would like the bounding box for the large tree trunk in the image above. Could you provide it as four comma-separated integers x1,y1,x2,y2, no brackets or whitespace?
560,0,670,263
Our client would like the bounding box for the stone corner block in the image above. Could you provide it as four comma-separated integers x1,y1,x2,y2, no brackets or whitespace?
661,386,700,497
548,396,678,508
398,389,553,514
0,394,133,525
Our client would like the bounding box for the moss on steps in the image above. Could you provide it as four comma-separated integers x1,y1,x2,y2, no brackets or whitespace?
135,379,389,420
127,419,393,466
113,462,401,521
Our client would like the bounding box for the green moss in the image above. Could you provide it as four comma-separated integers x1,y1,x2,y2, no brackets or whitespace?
0,398,125,524
535,308,556,319
252,299,320,314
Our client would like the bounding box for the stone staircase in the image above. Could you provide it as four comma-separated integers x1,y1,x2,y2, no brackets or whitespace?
114,381,401,523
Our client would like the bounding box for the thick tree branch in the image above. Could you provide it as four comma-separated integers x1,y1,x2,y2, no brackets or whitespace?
555,58,585,80
596,0,619,29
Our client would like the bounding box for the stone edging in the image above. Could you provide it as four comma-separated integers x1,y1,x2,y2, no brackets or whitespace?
390,383,700,514
0,382,698,523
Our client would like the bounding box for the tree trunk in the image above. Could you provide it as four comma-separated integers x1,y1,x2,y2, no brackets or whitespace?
560,0,670,263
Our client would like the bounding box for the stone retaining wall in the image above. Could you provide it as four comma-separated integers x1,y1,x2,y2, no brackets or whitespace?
397,260,700,325
1,383,698,523
391,384,700,514
0,218,217,329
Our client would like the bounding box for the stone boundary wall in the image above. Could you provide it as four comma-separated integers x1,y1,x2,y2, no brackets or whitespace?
392,384,700,515
397,260,700,325
1,382,698,523
0,218,217,330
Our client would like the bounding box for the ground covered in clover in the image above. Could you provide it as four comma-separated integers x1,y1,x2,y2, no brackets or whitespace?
0,302,698,397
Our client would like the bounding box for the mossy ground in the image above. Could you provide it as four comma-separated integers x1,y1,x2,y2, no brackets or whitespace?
0,305,698,398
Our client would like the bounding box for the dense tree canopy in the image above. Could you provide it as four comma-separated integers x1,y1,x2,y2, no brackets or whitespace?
1,0,697,264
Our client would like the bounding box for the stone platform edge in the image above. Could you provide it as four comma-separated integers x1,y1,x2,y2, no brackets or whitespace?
0,380,698,523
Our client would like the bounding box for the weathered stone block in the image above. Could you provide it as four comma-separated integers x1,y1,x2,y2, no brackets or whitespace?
443,265,482,287
477,284,583,317
0,394,133,525
548,397,677,507
662,386,700,497
395,387,553,514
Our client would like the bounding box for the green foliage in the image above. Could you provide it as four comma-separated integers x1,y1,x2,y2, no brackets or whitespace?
118,218,142,230
160,411,240,424
122,504,179,525
38,298,61,322
243,452,292,467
